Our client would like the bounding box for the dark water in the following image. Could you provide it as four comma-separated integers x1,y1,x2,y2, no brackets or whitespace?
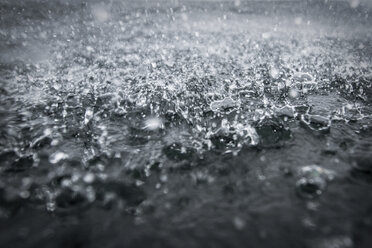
1,0,372,247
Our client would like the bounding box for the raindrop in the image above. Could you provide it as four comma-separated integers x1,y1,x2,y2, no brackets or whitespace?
349,0,360,8
234,0,241,7
144,117,163,131
49,152,69,164
233,216,246,230
84,108,94,125
294,17,303,25
289,88,298,98
270,68,280,79
92,5,110,22
83,173,95,184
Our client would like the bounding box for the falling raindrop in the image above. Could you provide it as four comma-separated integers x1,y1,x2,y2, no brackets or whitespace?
49,152,69,164
144,117,163,131
349,0,360,8
92,5,110,22
84,108,94,125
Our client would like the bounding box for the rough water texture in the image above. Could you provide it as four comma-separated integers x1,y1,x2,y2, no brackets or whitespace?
0,0,372,247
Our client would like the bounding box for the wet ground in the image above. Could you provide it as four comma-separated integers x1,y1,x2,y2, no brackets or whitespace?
1,0,372,247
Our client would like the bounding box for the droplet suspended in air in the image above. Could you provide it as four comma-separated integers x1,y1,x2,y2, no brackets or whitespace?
289,88,298,98
144,117,163,131
92,4,110,22
49,152,69,164
349,0,360,8
270,67,280,79
234,0,241,7
84,108,94,125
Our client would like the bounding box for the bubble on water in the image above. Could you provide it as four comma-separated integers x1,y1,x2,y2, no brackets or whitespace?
49,152,69,164
144,117,163,131
270,67,280,79
296,165,335,199
296,177,326,198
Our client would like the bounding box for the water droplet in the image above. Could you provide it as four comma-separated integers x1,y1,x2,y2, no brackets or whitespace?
349,0,360,8
181,13,188,21
86,46,94,52
144,117,163,131
294,17,303,25
84,108,94,125
289,88,298,98
270,68,280,79
233,216,246,230
92,5,110,22
262,32,271,39
46,201,56,212
83,173,95,184
49,152,69,164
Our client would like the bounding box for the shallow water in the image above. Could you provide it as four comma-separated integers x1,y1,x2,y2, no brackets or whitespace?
1,0,372,247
